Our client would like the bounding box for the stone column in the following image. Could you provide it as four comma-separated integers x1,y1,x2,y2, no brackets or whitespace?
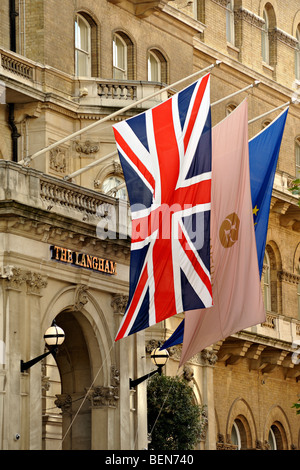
199,349,218,450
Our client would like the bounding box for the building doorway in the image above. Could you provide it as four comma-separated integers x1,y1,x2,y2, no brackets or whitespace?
42,310,93,450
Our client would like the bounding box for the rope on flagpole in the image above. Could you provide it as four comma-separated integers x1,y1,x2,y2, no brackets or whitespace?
18,61,221,167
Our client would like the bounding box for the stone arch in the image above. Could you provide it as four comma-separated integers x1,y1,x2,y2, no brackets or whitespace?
41,284,117,449
293,241,300,274
258,0,279,20
226,397,257,449
263,405,292,449
42,284,114,385
291,9,300,37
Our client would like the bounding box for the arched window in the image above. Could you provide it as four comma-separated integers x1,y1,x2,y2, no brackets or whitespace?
296,138,300,178
75,14,91,77
147,49,168,83
113,32,134,80
226,103,237,115
268,423,286,450
148,51,161,82
230,418,250,450
226,1,235,45
262,9,269,63
298,282,300,320
113,33,127,79
268,426,277,449
231,421,241,449
263,251,271,311
102,175,127,200
295,27,300,80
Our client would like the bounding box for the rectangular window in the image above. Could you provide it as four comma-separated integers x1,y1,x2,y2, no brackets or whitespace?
226,1,235,45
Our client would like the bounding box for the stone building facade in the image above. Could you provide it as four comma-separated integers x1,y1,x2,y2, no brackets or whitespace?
0,0,299,450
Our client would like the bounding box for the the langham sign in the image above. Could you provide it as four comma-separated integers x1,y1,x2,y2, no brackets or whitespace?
50,245,117,275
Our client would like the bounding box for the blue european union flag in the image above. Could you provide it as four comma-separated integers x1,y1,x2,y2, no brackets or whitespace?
161,107,288,350
249,107,288,277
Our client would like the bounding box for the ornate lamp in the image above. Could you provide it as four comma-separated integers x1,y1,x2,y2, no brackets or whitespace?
129,347,169,389
20,320,65,373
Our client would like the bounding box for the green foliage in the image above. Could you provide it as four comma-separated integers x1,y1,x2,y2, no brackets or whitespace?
292,400,300,415
147,374,203,450
288,179,300,206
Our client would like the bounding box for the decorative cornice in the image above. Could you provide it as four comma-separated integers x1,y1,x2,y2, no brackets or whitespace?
211,0,227,8
278,270,300,284
235,8,264,29
274,28,298,48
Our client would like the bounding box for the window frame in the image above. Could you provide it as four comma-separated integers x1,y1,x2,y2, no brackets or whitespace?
226,0,235,45
113,33,128,80
148,50,162,82
296,138,300,178
75,13,91,77
295,27,300,80
262,9,270,64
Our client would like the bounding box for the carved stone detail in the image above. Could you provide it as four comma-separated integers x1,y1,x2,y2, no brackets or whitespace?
145,339,161,354
50,147,66,174
6,268,48,294
55,393,72,412
200,349,218,366
75,140,99,155
111,293,128,314
73,284,89,311
199,405,208,441
183,365,194,381
87,385,119,408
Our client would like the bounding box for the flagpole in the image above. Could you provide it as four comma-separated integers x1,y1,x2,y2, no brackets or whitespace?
18,61,221,166
64,76,260,182
211,80,260,107
64,150,118,180
248,101,290,124
104,101,292,196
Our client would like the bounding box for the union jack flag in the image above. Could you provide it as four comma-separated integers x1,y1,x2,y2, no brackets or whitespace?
113,73,212,341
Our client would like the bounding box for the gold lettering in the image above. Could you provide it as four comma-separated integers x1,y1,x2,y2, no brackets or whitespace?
86,254,93,269
92,257,98,270
98,258,104,272
110,261,116,275
51,246,116,275
75,252,81,265
67,249,73,263
52,246,61,260
60,248,68,262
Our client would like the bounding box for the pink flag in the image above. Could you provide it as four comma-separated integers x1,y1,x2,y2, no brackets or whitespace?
180,100,265,366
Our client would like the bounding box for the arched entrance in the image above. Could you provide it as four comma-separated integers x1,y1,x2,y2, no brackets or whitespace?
42,309,102,450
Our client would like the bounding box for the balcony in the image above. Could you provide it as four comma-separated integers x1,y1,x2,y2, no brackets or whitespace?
0,160,131,250
0,47,171,112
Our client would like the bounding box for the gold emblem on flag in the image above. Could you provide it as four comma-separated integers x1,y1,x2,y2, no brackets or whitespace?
219,212,240,248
